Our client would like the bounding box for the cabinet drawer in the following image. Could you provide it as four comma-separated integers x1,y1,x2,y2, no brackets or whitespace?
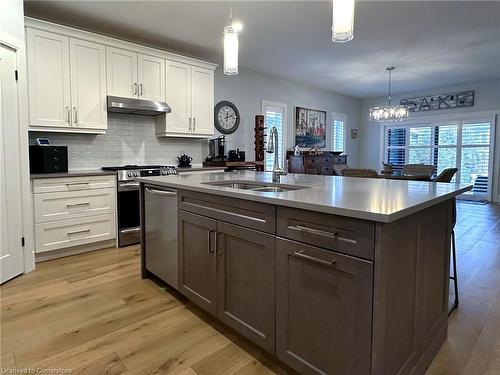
320,165,333,175
35,214,116,253
277,206,374,260
276,238,372,375
34,188,116,223
333,156,346,164
178,190,276,234
33,175,115,193
304,156,326,165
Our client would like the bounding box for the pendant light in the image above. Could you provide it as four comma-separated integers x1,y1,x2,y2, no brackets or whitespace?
332,0,355,43
369,67,410,122
223,8,242,76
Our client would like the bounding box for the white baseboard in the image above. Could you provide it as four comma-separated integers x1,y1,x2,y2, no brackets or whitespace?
34,239,116,263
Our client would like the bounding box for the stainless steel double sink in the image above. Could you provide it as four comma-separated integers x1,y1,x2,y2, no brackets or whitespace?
202,180,309,193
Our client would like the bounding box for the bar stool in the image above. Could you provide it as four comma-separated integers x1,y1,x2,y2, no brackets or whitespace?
449,199,459,316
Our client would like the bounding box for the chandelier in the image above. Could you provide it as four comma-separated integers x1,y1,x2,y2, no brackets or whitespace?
369,67,409,122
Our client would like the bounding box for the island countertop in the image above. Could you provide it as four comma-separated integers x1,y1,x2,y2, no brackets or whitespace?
136,170,472,223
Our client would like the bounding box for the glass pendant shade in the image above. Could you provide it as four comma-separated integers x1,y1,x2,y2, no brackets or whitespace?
332,0,355,42
223,25,239,75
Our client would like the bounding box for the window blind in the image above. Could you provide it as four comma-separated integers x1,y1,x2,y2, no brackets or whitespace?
332,119,345,152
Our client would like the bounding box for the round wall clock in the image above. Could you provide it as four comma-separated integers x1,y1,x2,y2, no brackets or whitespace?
214,100,240,134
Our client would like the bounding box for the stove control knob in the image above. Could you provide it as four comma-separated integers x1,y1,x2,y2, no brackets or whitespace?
133,172,139,177
127,172,132,177
161,170,167,175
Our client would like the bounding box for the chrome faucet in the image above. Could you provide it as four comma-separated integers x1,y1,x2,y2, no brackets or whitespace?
266,127,287,183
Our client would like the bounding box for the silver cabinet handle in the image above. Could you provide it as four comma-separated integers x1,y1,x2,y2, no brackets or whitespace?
121,227,140,234
133,83,138,96
193,117,196,131
188,117,192,131
66,182,89,187
145,187,176,196
68,229,90,235
66,106,70,124
293,250,336,267
293,225,357,244
73,107,78,125
207,230,217,254
139,83,143,96
66,202,90,207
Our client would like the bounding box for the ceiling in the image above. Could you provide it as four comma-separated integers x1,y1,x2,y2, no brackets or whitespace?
24,1,500,99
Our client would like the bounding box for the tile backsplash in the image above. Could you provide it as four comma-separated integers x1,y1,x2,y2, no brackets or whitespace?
29,114,208,170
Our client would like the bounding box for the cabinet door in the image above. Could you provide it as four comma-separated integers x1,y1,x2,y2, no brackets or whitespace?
27,29,71,128
217,222,275,353
137,54,165,102
159,60,191,135
178,210,217,314
190,66,214,135
276,238,373,375
106,46,138,98
69,38,107,130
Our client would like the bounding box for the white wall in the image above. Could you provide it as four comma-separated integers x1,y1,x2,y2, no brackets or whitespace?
359,79,500,202
214,67,362,166
0,0,25,47
29,114,207,169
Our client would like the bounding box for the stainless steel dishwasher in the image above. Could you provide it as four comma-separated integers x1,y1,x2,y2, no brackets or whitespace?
144,185,178,289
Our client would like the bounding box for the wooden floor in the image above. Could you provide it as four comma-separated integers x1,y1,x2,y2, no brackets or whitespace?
1,201,500,375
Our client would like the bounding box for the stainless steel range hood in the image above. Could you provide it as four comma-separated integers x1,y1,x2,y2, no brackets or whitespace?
107,96,171,116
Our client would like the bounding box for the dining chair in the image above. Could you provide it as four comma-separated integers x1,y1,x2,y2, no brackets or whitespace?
403,164,435,177
342,168,379,178
434,168,458,183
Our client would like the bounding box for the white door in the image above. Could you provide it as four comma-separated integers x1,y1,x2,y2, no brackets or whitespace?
106,46,138,98
0,45,24,283
26,29,71,128
163,60,191,134
191,66,214,136
70,38,107,130
138,54,165,102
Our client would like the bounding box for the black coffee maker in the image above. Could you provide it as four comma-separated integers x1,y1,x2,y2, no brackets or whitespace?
207,136,227,161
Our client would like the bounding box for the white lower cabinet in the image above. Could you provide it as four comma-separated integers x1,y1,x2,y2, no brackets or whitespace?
33,175,117,254
35,214,116,253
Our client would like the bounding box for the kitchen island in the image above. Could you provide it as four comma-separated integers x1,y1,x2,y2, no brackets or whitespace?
137,171,471,375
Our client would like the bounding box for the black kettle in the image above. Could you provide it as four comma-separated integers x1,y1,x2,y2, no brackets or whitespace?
177,154,193,167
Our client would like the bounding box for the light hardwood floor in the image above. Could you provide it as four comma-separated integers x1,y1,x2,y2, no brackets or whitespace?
1,201,499,375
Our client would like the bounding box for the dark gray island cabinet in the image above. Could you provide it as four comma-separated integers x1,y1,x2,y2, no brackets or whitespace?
141,181,456,375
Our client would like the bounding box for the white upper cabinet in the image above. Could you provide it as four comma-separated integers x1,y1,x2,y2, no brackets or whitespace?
191,66,214,136
156,61,214,138
106,47,138,99
138,54,165,101
70,38,107,130
27,28,71,128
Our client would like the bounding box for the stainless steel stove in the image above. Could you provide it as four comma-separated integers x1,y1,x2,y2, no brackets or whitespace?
102,165,177,247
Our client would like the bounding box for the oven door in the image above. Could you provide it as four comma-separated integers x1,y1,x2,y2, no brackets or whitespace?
117,181,141,246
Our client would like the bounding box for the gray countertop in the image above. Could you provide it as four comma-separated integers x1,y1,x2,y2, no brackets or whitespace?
30,170,116,179
136,170,472,223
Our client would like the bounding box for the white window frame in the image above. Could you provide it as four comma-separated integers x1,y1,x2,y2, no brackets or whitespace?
380,111,497,201
262,100,288,171
331,112,347,154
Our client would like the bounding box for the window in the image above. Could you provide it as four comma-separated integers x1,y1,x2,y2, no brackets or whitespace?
262,101,287,172
332,113,346,153
383,119,493,199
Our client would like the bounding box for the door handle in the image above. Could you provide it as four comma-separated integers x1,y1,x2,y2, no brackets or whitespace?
145,187,177,196
292,250,336,267
73,107,78,125
133,83,138,96
66,202,90,207
68,229,90,235
139,83,143,96
208,230,217,254
193,117,196,131
66,106,70,124
189,117,192,131
292,225,357,244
